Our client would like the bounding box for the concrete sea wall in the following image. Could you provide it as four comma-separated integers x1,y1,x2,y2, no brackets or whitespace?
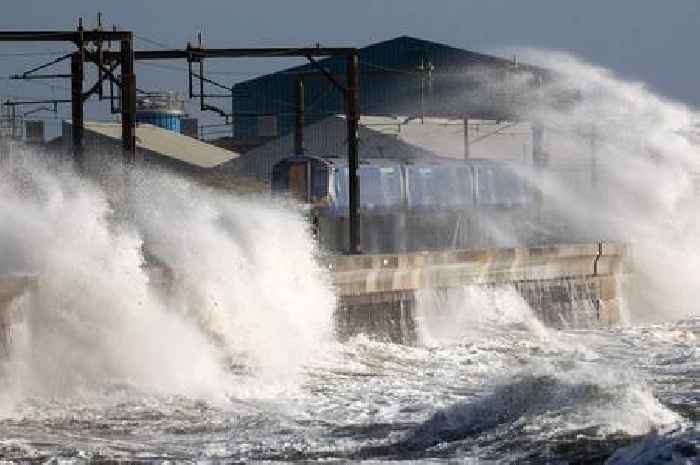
330,242,625,343
0,243,625,352
0,274,35,357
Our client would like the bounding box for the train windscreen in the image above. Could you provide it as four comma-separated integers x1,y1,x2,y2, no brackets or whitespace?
310,165,329,203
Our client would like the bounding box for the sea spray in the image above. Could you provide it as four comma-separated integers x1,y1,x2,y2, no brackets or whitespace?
0,146,335,404
411,284,683,454
415,285,550,347
127,168,335,386
460,51,700,323
0,150,231,401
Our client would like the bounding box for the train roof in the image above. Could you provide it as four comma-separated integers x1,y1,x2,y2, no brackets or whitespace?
273,154,404,169
273,154,526,170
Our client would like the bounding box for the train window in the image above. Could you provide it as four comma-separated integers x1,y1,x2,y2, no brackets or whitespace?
333,165,402,210
476,166,530,206
310,165,329,202
407,167,436,208
364,166,402,208
407,165,473,209
477,167,498,205
382,168,404,207
361,169,383,208
450,166,474,207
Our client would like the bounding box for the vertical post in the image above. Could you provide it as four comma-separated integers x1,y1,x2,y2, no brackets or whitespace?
590,125,598,190
532,123,547,170
463,115,470,159
71,51,84,165
96,12,103,100
417,59,433,123
9,104,16,139
187,42,194,99
419,72,425,123
199,58,205,110
532,122,547,237
294,78,304,155
346,50,361,254
198,33,205,112
120,34,136,162
0,103,7,160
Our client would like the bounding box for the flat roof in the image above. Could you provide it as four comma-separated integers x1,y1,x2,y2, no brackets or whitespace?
82,121,240,169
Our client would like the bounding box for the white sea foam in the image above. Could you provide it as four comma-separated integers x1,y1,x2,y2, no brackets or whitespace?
513,52,700,324
0,147,335,407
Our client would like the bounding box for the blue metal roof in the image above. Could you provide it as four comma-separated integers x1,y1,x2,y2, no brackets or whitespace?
235,36,517,87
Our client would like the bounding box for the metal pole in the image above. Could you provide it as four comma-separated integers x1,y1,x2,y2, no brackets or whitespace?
120,35,136,162
463,116,469,159
10,104,16,139
294,78,304,155
346,50,361,254
590,125,598,190
71,51,83,165
198,33,205,111
199,59,205,110
532,121,547,237
419,67,425,123
532,123,546,169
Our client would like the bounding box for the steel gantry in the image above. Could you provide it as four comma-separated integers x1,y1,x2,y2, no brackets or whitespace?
122,44,362,254
0,25,363,253
0,23,137,163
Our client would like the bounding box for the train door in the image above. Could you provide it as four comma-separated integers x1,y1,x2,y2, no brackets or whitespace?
288,162,309,202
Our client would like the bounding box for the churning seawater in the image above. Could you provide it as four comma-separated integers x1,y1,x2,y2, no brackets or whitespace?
1,52,699,463
1,291,698,463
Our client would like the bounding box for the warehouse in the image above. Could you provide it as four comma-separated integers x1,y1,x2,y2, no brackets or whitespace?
231,35,539,148
57,121,268,193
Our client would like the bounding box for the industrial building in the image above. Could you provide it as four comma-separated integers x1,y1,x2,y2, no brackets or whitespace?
53,90,256,190
53,119,278,193
52,91,248,187
47,37,549,195
231,36,539,148
227,115,533,181
65,121,238,169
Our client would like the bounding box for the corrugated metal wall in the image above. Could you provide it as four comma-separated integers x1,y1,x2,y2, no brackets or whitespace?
221,115,439,181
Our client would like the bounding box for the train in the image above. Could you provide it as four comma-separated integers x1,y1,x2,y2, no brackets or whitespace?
272,155,538,253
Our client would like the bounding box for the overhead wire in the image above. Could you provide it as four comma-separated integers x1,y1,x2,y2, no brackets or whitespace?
0,23,350,130
134,34,172,50
0,49,74,58
359,60,417,75
131,32,331,115
138,61,187,72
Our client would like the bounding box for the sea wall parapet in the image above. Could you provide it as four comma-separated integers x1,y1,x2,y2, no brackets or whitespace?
331,242,625,342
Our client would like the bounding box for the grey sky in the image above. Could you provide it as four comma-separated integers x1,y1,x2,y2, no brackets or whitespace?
1,0,698,134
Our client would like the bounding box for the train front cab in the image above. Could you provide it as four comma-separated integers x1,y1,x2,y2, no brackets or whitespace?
272,155,332,246
271,155,330,204
272,156,405,253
